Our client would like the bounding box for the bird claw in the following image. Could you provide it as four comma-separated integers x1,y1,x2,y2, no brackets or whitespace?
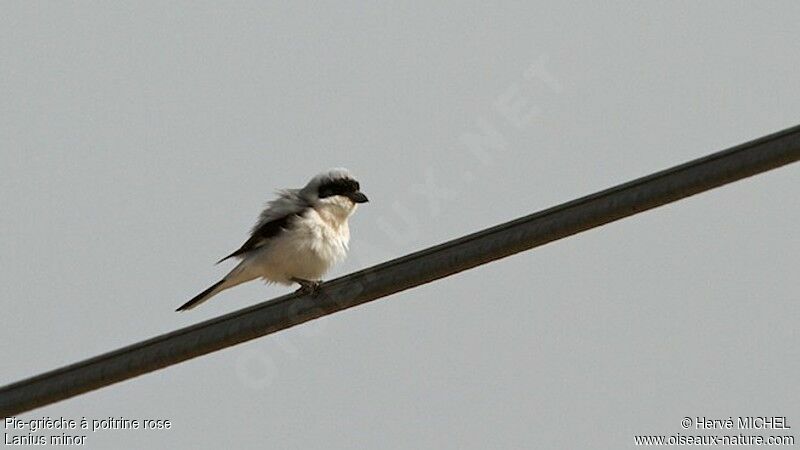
292,278,322,296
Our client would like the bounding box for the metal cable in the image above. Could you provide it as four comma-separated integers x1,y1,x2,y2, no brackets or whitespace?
2,124,799,417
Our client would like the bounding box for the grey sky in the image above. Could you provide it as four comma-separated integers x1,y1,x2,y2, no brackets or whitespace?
1,1,798,448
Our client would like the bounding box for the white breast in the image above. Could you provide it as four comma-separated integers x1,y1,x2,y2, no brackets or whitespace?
249,209,350,285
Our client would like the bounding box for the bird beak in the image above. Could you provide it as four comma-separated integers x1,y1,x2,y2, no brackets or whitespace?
348,191,369,203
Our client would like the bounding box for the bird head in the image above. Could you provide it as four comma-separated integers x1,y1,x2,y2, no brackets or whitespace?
302,168,368,218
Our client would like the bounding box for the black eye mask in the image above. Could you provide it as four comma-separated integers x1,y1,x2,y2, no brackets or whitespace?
317,178,361,199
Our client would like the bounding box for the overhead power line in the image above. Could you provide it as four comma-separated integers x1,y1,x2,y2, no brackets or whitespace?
2,125,799,417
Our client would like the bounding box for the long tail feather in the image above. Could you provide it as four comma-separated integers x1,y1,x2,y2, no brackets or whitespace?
176,279,227,312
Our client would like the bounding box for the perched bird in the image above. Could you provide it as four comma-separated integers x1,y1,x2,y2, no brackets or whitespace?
176,168,368,311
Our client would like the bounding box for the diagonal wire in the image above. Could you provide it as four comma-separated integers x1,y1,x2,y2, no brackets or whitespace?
1,124,799,417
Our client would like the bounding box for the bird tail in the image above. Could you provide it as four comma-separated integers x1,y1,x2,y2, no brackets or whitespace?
176,260,259,312
176,279,228,312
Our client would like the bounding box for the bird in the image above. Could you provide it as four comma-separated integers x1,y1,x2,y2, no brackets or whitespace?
176,168,369,311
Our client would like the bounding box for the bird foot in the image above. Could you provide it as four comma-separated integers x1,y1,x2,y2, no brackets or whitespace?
292,278,322,296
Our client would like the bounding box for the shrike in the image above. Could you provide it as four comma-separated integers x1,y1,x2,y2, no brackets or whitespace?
176,168,368,311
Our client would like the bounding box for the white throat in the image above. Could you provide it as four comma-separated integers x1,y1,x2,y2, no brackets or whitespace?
314,197,356,229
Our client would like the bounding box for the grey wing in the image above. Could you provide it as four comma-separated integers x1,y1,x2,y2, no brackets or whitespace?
216,189,309,264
